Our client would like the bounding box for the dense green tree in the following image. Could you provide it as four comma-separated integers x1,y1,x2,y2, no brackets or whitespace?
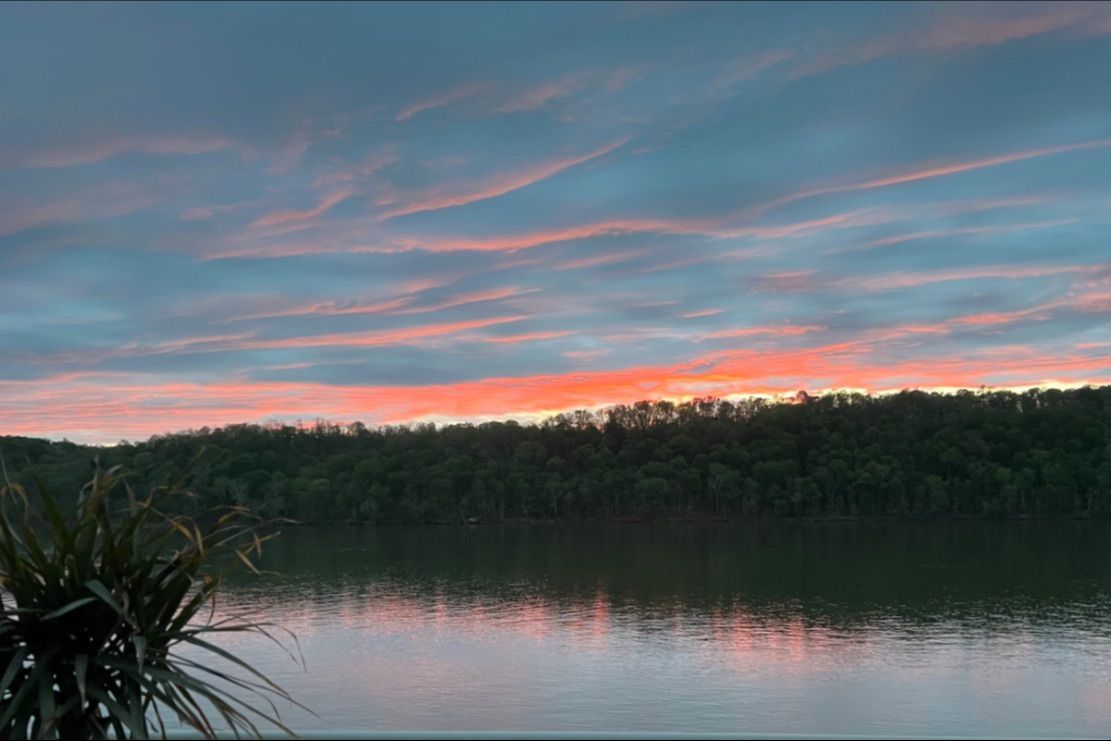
2,387,1109,523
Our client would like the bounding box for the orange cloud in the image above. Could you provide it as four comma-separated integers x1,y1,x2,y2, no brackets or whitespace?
220,296,415,323
549,249,649,271
205,146,1081,260
750,271,816,292
5,344,1109,444
867,289,1111,337
392,287,531,315
34,333,257,364
206,225,661,259
950,309,1050,328
1070,291,1111,313
482,330,577,345
60,315,534,362
400,217,704,253
396,83,485,122
848,141,1111,191
250,189,356,229
116,333,255,355
396,206,895,256
703,325,823,340
562,349,611,361
838,264,1089,292
749,138,1111,219
680,308,724,319
223,315,529,351
378,138,628,220
190,138,1106,263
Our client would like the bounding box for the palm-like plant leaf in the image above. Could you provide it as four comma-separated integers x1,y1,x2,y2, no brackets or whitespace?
0,456,308,739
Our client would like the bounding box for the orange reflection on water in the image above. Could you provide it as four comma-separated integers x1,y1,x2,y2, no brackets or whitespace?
561,589,612,648
705,606,858,674
222,581,872,675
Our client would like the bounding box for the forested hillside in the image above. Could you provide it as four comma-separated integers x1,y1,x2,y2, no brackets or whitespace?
3,387,1110,523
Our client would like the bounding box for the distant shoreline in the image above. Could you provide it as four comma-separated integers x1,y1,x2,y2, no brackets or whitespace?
5,387,1110,525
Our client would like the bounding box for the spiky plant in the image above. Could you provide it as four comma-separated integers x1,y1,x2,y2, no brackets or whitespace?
0,460,307,739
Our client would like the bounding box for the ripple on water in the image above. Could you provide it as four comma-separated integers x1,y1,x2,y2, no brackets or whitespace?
189,523,1111,736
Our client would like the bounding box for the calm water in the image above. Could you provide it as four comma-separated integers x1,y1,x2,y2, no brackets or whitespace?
199,523,1111,736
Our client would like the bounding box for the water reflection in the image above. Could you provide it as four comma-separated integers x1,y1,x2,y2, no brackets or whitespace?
203,523,1111,735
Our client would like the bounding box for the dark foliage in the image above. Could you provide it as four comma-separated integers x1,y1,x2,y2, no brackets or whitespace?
0,465,304,739
3,387,1110,523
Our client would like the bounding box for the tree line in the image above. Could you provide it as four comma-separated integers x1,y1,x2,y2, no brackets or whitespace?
3,386,1110,523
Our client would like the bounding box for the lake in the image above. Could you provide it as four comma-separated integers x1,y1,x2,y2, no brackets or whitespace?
203,523,1111,736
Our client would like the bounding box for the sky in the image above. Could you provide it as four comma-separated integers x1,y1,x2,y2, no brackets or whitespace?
1,1,1110,444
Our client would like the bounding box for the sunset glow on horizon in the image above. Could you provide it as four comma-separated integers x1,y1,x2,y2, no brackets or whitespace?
2,1,1111,444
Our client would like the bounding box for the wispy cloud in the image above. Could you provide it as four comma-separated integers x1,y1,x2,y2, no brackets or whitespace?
709,49,794,92
107,333,255,359
751,139,1111,219
936,194,1054,215
393,287,532,315
919,3,1109,49
315,150,398,186
857,287,1111,338
0,182,163,237
702,324,823,340
549,249,648,271
497,73,592,113
23,134,233,168
220,296,414,324
794,3,1110,78
845,141,1111,192
199,137,1099,262
378,138,628,220
72,316,535,360
180,199,259,222
396,83,485,122
748,271,817,293
228,315,529,351
482,330,576,345
266,132,312,175
563,349,611,362
249,189,356,229
398,217,700,254
834,264,1091,292
680,308,724,319
17,331,260,367
858,219,1076,250
204,205,892,260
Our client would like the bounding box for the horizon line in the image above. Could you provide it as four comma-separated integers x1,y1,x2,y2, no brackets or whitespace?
12,381,1105,448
